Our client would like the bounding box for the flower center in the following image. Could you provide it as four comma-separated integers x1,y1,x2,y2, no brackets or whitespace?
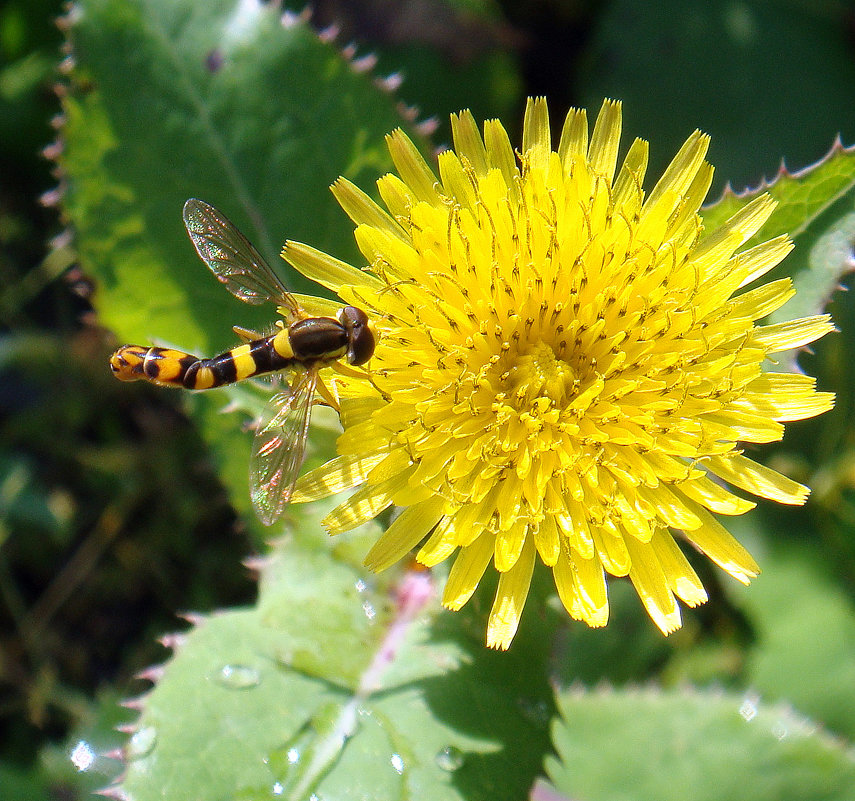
505,341,577,409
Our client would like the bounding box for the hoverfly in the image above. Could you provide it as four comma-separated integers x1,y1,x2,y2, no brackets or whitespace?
110,199,375,525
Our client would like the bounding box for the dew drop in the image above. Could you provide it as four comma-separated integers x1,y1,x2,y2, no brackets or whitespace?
272,781,284,796
355,579,367,593
362,601,377,621
126,726,157,760
739,696,758,722
214,663,261,690
286,747,300,764
771,720,788,741
435,745,464,772
390,753,405,774
70,739,96,772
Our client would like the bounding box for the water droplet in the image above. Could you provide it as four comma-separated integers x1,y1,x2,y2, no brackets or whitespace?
70,740,96,772
286,747,300,764
213,664,261,690
272,781,284,796
390,753,405,774
771,720,788,740
362,601,377,621
739,696,758,722
126,726,157,760
355,579,367,593
435,745,463,772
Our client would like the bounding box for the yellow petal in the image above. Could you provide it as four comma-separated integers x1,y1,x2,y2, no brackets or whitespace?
625,534,682,635
494,518,528,572
363,497,444,572
587,99,623,182
322,470,411,534
331,177,409,241
438,150,477,211
417,515,459,567
750,315,835,352
557,106,588,167
682,507,760,584
486,536,536,649
451,109,489,175
292,451,388,502
385,128,441,204
591,522,631,576
650,529,708,607
701,410,784,444
727,278,794,320
483,118,520,199
611,137,649,212
705,453,809,505
376,172,419,221
645,129,709,213
638,484,702,531
571,548,609,625
676,475,756,516
281,240,382,292
443,531,495,609
736,236,793,288
522,96,551,170
533,515,560,567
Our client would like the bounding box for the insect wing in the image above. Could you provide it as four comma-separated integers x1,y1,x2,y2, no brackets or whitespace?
249,370,317,525
182,198,301,317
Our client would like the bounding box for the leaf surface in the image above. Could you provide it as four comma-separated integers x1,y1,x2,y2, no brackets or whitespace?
116,509,554,801
544,686,855,801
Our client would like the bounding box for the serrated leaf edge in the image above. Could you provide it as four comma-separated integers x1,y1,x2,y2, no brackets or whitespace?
708,135,855,207
553,682,855,756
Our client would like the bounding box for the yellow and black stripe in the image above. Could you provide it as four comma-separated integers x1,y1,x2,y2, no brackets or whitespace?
110,315,357,390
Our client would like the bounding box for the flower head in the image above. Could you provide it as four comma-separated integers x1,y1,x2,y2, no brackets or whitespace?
286,99,834,649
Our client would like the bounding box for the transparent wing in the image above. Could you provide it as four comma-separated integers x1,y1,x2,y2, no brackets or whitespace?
249,369,317,525
182,198,301,318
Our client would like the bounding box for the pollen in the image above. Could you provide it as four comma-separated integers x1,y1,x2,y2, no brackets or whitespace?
286,98,834,649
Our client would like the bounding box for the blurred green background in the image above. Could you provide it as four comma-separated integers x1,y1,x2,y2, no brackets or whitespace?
1,0,854,797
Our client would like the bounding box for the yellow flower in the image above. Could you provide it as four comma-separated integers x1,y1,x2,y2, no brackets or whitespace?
286,98,834,649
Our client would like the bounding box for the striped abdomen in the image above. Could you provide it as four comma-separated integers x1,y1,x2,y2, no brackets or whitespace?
110,316,352,390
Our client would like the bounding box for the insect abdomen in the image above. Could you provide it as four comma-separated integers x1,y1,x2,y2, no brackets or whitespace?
186,337,295,388
110,317,352,390
110,334,297,390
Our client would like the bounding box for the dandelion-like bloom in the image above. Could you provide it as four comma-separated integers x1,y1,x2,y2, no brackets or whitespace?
286,99,834,648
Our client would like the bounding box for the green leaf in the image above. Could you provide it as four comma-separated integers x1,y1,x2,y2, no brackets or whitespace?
544,686,855,801
60,0,428,527
0,764,50,801
116,503,554,801
737,538,855,742
702,140,855,242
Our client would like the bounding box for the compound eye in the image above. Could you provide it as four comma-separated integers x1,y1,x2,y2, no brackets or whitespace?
340,306,375,365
